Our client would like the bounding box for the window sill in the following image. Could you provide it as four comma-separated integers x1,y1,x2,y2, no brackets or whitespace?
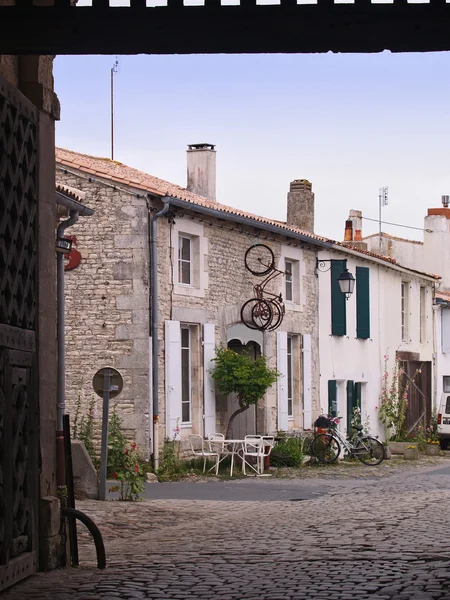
174,283,206,298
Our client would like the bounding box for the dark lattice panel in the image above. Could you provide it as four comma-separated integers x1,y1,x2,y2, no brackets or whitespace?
0,385,5,562
0,95,37,330
11,366,30,557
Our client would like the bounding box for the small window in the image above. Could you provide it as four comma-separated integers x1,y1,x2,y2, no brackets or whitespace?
178,236,191,285
181,326,191,423
444,376,450,393
285,260,293,302
287,335,293,417
445,396,450,414
420,287,426,344
401,282,409,342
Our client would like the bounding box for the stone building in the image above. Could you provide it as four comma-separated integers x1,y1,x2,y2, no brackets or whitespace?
55,146,334,464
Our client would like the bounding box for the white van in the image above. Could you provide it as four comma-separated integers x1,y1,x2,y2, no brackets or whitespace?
438,392,450,449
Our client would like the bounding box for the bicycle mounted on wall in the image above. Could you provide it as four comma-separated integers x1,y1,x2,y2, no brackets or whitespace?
241,243,286,332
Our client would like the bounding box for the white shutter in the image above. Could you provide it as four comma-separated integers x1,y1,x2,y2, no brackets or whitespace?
165,320,182,438
203,323,216,437
302,333,312,430
277,331,289,432
442,309,450,353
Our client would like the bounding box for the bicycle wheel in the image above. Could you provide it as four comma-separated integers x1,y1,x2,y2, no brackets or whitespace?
354,436,384,466
265,299,285,331
311,433,341,464
251,298,273,330
241,298,272,330
244,244,275,276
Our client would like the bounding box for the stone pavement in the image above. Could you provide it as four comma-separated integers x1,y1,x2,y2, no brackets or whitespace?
5,455,450,600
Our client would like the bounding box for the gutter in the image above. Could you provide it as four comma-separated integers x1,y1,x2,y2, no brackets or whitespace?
150,198,170,470
161,195,334,250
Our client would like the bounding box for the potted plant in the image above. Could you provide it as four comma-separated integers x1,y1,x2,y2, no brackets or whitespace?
404,444,419,460
425,412,441,456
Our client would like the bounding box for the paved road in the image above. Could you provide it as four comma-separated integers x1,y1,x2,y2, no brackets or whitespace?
5,456,450,600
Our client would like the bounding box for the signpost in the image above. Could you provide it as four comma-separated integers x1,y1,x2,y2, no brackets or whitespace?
93,367,123,501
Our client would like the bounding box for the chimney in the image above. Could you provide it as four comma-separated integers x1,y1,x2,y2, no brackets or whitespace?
186,143,216,201
342,209,368,251
287,179,314,233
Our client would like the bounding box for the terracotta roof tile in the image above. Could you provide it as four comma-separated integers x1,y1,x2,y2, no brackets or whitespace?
55,147,330,245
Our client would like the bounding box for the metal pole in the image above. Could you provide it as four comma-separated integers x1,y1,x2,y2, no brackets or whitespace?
99,369,111,501
111,66,114,161
379,188,382,254
63,414,79,567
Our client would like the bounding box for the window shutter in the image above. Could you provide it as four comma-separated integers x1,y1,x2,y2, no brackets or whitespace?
203,323,216,437
302,334,312,430
356,267,370,339
165,320,182,438
442,309,450,353
328,380,337,417
331,260,347,336
346,380,355,433
277,331,289,431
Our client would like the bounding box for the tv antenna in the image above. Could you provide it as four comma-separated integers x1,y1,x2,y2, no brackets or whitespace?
378,186,388,253
111,56,119,161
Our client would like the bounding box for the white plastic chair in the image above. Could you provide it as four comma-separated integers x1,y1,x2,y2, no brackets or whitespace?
241,435,264,476
207,432,232,474
189,434,220,475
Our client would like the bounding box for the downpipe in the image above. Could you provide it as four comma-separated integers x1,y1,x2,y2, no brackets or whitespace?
151,198,170,470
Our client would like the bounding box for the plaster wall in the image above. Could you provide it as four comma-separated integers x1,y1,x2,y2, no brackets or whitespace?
318,251,434,441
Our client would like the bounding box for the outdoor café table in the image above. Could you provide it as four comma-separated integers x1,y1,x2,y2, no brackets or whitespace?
221,440,245,477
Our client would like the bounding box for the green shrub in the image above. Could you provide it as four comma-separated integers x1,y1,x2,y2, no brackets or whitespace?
271,436,305,468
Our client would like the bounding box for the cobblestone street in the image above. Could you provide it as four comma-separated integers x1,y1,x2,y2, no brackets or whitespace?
5,456,450,600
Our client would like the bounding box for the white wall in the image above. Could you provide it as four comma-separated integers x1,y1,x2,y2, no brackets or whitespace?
318,250,435,442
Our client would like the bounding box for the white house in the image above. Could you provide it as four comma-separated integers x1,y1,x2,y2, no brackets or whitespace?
317,233,438,441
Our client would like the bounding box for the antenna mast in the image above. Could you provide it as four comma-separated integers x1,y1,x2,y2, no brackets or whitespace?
111,57,119,161
378,186,388,253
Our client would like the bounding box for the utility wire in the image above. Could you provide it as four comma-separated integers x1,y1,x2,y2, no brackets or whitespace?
361,215,432,233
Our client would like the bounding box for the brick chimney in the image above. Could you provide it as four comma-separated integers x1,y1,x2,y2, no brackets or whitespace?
342,209,368,251
287,179,314,233
186,143,216,201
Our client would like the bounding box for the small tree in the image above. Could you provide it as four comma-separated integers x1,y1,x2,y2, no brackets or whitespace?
210,346,279,439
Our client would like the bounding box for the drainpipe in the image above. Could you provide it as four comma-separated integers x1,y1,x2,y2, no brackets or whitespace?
56,210,79,488
151,197,170,469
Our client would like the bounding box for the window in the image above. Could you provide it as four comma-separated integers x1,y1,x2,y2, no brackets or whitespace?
287,335,293,418
181,326,191,423
178,235,191,285
401,282,409,342
420,286,426,343
285,260,293,302
443,376,450,393
356,267,370,339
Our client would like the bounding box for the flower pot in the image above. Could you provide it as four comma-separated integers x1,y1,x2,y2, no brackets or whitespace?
425,443,440,456
403,447,419,460
383,445,392,459
389,441,410,455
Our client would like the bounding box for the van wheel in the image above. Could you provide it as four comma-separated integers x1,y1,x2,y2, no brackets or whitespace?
440,439,449,450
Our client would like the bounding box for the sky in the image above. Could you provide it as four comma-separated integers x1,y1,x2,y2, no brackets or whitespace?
54,47,450,243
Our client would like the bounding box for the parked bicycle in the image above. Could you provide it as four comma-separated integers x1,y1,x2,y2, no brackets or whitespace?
311,415,384,466
241,243,286,331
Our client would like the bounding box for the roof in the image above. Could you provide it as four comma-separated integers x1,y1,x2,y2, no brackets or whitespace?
55,147,332,246
363,232,424,246
55,147,440,280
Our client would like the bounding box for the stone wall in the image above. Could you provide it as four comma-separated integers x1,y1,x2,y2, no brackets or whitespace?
56,169,151,456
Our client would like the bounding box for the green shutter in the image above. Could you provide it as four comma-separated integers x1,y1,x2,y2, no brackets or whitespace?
356,266,370,339
331,260,347,336
328,380,337,417
346,380,355,433
355,382,362,412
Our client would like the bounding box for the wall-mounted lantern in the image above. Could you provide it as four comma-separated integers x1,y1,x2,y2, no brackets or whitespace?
316,258,355,300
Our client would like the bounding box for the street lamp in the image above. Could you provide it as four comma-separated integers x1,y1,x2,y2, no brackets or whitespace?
316,258,355,300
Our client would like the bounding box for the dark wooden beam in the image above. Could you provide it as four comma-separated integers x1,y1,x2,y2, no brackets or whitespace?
1,4,450,55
